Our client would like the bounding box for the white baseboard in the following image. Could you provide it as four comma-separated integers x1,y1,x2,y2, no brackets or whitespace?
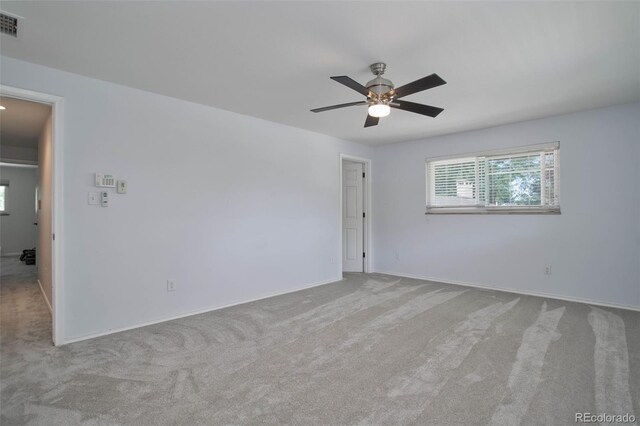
37,279,53,315
62,276,344,345
374,270,640,312
1,252,21,257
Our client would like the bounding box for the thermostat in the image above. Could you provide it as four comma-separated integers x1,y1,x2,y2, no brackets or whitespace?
95,173,116,188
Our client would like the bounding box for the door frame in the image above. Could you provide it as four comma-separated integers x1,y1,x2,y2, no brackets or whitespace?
1,85,65,346
339,154,371,274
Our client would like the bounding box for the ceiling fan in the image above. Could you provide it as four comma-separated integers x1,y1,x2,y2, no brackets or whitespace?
311,62,446,128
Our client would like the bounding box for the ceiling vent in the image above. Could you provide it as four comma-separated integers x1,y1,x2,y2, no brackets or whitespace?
0,12,18,38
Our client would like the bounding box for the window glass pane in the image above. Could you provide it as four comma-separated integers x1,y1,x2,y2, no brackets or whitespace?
426,144,559,213
487,154,542,206
432,160,477,206
0,186,5,211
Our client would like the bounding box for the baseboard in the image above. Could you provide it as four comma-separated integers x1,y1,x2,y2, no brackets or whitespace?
62,276,344,345
37,279,53,315
1,252,21,257
374,270,640,312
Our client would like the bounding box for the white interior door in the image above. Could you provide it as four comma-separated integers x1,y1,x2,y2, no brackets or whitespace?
342,161,363,272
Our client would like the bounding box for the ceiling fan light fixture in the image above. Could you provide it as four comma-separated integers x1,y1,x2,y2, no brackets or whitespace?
368,103,390,118
310,63,446,127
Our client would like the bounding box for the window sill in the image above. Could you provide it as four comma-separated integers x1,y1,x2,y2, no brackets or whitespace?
426,208,561,215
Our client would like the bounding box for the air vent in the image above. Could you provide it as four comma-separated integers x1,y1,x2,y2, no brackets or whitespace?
0,13,18,37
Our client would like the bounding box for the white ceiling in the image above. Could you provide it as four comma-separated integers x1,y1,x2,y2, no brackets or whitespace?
0,96,51,148
1,1,638,146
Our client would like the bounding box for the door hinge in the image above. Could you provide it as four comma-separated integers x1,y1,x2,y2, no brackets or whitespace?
363,212,366,218
363,252,366,258
362,172,365,178
52,233,55,241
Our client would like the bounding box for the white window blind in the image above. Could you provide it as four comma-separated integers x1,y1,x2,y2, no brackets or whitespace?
426,143,560,213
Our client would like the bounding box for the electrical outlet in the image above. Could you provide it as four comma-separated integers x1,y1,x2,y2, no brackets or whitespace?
167,279,176,292
395,251,400,261
544,265,552,275
329,256,335,264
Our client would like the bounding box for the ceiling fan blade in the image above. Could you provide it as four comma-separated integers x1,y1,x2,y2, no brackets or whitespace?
364,114,379,127
310,101,368,113
391,100,444,117
394,74,446,99
330,76,371,96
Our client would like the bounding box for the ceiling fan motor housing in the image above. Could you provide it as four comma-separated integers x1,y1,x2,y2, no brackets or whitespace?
366,62,394,101
366,76,394,96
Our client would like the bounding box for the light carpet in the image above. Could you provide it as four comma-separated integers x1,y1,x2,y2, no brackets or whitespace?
1,257,638,425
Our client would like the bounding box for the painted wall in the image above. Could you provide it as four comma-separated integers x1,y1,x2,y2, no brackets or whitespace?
38,113,53,308
373,102,640,309
0,166,38,256
2,54,637,344
0,57,374,342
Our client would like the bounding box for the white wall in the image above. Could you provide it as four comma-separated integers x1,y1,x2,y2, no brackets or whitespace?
0,57,374,342
373,102,640,309
2,55,637,344
0,166,38,256
38,113,53,307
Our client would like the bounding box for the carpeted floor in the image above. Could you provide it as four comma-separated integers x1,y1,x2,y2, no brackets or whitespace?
1,257,639,425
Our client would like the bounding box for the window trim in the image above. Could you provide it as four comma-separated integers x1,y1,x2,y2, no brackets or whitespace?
425,142,560,215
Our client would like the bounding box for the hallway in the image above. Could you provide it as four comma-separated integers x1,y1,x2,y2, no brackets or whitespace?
0,257,50,345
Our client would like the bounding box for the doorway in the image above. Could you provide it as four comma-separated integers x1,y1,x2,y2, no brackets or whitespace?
340,155,371,274
0,86,63,345
0,95,52,330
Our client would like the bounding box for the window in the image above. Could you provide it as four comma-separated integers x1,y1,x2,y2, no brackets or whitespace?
426,143,560,214
0,180,8,212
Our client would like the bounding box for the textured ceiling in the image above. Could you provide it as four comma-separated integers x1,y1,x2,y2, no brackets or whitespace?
1,1,638,145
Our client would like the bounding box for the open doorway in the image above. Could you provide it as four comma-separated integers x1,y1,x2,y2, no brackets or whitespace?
0,95,54,342
340,154,371,274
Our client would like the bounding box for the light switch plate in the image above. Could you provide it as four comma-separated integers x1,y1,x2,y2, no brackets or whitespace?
117,180,127,194
88,192,99,205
